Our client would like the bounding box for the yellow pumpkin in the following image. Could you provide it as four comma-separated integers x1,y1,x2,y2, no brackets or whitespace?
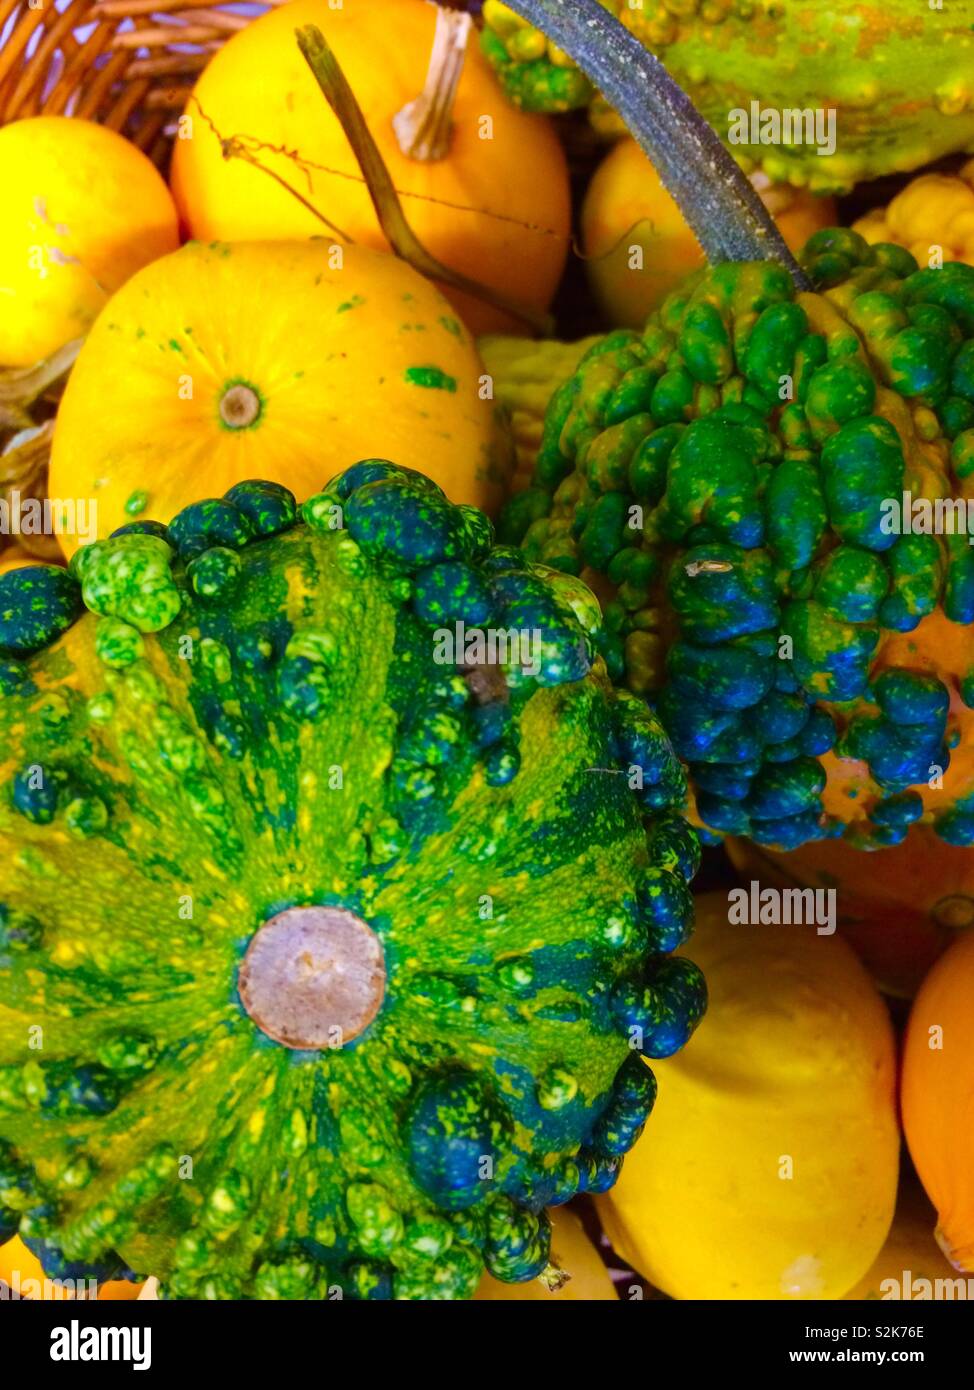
843,1177,964,1300
0,116,179,368
49,239,513,557
475,1206,616,1301
0,1235,142,1301
581,137,837,329
597,891,899,1300
902,931,974,1273
169,0,571,336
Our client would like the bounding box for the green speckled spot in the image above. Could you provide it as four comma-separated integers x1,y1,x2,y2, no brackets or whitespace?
404,366,457,393
124,491,150,518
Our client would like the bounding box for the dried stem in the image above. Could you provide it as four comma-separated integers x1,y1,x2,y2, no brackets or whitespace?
503,0,810,285
393,6,472,162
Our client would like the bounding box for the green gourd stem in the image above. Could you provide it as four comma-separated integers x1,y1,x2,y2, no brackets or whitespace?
393,4,472,161
295,24,554,334
503,0,811,287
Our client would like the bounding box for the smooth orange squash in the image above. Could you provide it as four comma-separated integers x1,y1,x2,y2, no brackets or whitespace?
902,931,974,1272
170,0,571,335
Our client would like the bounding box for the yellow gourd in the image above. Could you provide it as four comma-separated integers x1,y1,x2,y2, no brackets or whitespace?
475,1206,616,1301
854,159,974,267
843,1177,964,1300
581,137,837,329
597,891,899,1300
50,239,513,557
478,333,600,493
0,117,179,368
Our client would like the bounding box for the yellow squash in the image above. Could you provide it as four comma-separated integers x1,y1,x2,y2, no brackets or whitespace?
478,332,600,493
50,239,512,556
598,891,899,1300
0,117,179,368
855,159,974,267
844,1177,964,1300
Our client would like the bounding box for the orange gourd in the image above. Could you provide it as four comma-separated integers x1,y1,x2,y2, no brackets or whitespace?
170,0,570,335
0,1235,142,1300
581,137,837,329
902,931,974,1272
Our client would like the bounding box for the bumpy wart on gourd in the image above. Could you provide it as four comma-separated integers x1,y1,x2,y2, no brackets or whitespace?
0,463,705,1299
503,234,974,851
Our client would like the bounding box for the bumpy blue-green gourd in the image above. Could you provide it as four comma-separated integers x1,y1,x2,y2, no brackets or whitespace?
0,463,704,1300
501,233,974,852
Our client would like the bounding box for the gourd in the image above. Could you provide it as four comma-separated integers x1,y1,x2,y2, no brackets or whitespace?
170,0,571,335
505,232,974,855
490,1,974,860
475,1205,615,1299
0,1234,141,1301
0,463,705,1300
0,117,179,368
0,547,44,576
582,138,837,329
855,161,974,268
902,931,974,1272
478,334,601,492
842,1177,963,1301
724,831,965,999
482,0,974,194
596,891,900,1300
49,240,513,558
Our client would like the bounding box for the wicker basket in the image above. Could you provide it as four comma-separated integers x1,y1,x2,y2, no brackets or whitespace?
0,0,280,168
